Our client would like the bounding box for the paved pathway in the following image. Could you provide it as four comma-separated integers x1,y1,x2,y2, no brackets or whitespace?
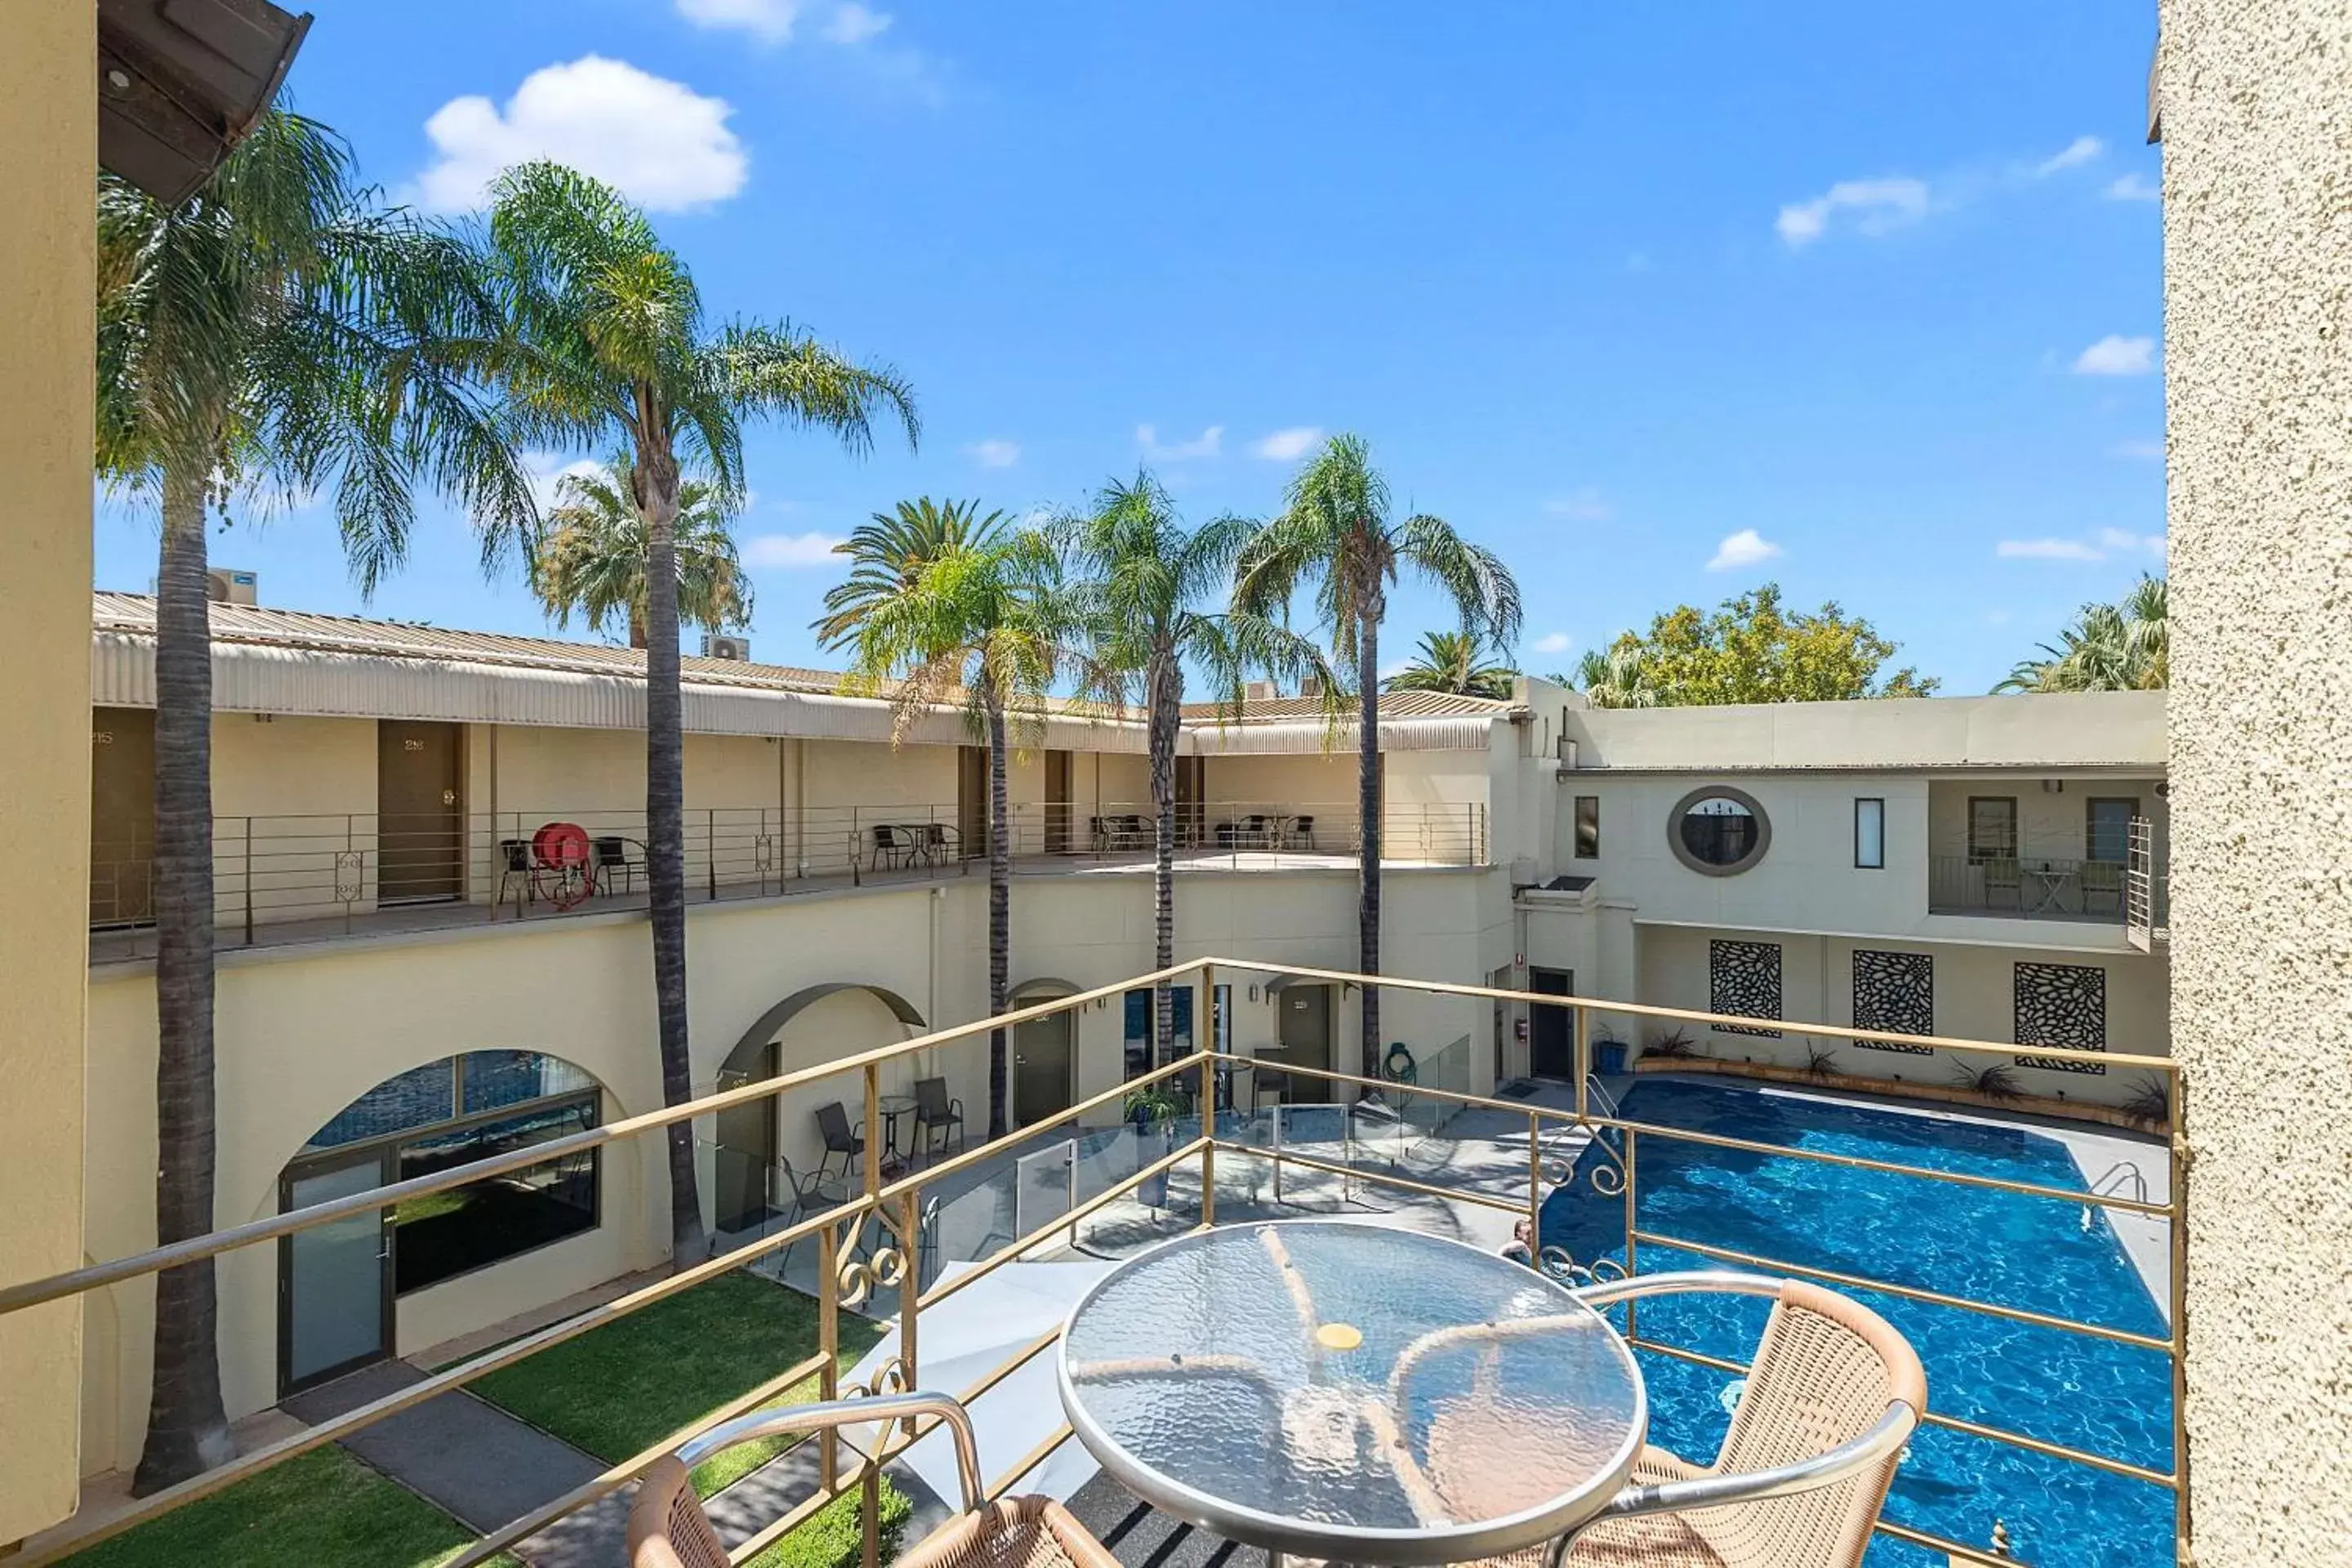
282,1360,605,1541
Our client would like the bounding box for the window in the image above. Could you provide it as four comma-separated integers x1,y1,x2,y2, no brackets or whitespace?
292,1050,603,1295
1668,786,1771,875
1573,795,1601,859
1854,798,1886,869
1122,985,1194,1080
1968,796,2018,862
2086,798,2136,864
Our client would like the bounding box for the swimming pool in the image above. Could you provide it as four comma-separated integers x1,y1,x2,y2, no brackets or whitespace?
1539,1078,2173,1568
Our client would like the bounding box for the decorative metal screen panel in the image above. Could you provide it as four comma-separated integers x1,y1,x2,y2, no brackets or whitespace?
1851,950,1934,1052
1708,939,1783,1037
2013,961,2107,1074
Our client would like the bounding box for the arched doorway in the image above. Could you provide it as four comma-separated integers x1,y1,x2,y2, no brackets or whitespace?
278,1050,604,1394
712,984,925,1234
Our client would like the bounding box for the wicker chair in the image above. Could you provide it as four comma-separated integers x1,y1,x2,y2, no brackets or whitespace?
627,1391,1117,1568
1414,1272,1924,1568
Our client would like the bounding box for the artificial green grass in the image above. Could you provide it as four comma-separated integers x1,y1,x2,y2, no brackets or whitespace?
742,1477,913,1568
466,1272,883,1498
59,1446,519,1568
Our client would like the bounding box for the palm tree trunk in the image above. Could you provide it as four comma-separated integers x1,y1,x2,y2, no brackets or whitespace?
135,466,234,1494
1356,598,1383,1086
1147,648,1179,1071
638,444,705,1270
986,687,1012,1138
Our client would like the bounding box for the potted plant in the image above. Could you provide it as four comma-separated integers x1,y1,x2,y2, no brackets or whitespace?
1125,1083,1187,1209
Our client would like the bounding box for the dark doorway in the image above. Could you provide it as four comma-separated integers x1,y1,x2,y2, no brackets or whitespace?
90,706,156,924
712,1041,779,1235
1013,1005,1076,1126
1045,749,1074,853
377,720,463,902
1276,982,1334,1077
1175,755,1205,848
1530,967,1575,1080
957,745,987,858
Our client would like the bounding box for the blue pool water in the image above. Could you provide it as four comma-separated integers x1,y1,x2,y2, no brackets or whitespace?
1539,1079,2173,1568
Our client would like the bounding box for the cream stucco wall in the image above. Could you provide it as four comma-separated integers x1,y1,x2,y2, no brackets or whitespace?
0,1,93,1539
72,863,1508,1472
1632,924,2171,1108
2159,3,2352,1561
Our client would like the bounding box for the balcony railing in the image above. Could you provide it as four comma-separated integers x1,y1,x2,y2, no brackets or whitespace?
87,800,1488,959
1,962,2184,1568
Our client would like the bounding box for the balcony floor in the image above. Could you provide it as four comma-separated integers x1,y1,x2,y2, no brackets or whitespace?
89,847,1472,966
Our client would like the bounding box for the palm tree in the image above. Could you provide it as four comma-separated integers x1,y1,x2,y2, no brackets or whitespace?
531,456,752,647
1056,469,1332,1069
485,163,916,1268
1232,434,1521,1084
1566,642,1659,708
816,497,1006,648
831,515,1072,1136
1385,629,1517,699
1996,574,2169,693
96,114,537,1492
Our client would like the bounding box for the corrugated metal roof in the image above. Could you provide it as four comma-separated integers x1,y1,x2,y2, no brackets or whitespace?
90,593,1497,754
1180,689,1512,723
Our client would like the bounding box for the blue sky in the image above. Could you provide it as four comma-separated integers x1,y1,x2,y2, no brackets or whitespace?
93,2,2166,694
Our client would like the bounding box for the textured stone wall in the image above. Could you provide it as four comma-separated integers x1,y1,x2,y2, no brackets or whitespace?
2160,3,2352,1563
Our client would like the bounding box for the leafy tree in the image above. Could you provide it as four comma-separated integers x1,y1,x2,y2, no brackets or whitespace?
1578,584,1936,708
1995,574,2168,693
830,512,1074,1136
1385,629,1517,699
485,162,916,1267
531,456,751,647
1056,469,1332,1068
1233,434,1520,1083
96,113,537,1491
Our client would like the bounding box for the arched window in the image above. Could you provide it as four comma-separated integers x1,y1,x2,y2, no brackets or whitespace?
295,1051,601,1295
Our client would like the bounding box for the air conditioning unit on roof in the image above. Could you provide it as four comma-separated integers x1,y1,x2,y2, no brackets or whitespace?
702,634,752,662
205,568,257,605
1243,679,1278,703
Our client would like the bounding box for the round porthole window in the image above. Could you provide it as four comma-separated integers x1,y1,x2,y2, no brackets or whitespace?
1668,786,1770,875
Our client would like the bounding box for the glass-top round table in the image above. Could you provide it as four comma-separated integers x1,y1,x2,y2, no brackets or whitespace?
1057,1220,1646,1565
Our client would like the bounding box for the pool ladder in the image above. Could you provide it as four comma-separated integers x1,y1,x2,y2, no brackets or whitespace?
2081,1160,2149,1232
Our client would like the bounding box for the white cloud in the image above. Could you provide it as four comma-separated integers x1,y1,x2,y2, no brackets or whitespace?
965,439,1020,469
1997,538,2104,561
1532,632,1573,655
523,452,606,513
675,0,800,42
1775,177,1930,247
1544,488,1611,522
1997,530,2165,563
2034,136,2104,176
412,57,746,213
2106,172,2161,203
822,2,893,43
2073,334,2157,376
1137,423,1223,461
2112,439,2165,461
1706,528,1782,572
1250,426,1324,461
744,531,848,568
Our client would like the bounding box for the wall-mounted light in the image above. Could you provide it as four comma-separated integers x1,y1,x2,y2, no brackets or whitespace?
1247,984,1260,1003
2042,779,2065,795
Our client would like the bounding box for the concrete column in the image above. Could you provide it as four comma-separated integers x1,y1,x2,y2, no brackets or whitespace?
2159,3,2352,1563
0,0,95,1542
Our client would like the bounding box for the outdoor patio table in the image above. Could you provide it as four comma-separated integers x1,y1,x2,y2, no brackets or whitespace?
2026,863,2078,913
1057,1219,1646,1566
876,1093,920,1169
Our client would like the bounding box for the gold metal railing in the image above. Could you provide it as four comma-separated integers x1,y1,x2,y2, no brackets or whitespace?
0,957,2185,1568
